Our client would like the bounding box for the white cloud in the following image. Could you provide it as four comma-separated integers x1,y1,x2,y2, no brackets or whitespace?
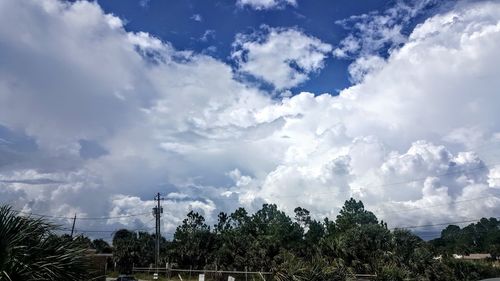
333,0,440,82
347,55,386,83
0,0,270,235
247,0,500,226
191,14,202,22
1,0,500,238
488,166,500,188
201,30,215,42
232,26,332,90
139,0,150,8
237,0,297,10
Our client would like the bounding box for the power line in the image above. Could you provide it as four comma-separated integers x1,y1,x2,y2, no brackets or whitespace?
63,227,156,233
57,217,157,233
46,210,497,242
57,226,159,238
6,159,500,241
11,209,151,220
147,150,500,205
181,161,500,203
392,217,499,230
376,194,500,216
58,214,495,240
292,162,497,198
379,140,500,165
7,160,500,221
9,200,499,234
11,190,498,229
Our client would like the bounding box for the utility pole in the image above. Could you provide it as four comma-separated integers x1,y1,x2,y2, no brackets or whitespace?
153,193,164,273
70,213,77,237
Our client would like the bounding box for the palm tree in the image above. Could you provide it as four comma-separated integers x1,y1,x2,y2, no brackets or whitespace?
0,205,91,281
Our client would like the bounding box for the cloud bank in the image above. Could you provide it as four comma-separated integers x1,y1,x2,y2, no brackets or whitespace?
1,0,500,238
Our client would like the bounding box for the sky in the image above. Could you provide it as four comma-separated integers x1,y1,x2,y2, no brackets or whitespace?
1,0,500,240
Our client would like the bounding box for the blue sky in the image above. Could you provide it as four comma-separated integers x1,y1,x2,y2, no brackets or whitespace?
95,0,444,93
1,0,500,239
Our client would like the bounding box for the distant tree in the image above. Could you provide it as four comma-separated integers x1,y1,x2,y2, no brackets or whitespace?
214,212,231,233
336,198,378,232
114,229,135,242
112,229,139,274
294,207,324,259
223,207,255,270
101,199,500,281
171,211,215,269
136,231,155,266
248,204,303,270
230,207,251,228
323,217,337,237
392,229,424,263
93,238,112,254
294,207,311,226
340,223,391,273
74,234,93,248
305,220,325,245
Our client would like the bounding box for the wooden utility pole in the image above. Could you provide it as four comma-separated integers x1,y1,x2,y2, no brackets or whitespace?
153,193,164,273
70,213,77,237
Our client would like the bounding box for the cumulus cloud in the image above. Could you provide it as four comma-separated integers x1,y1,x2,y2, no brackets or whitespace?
2,0,500,239
236,0,297,10
232,26,332,90
248,0,500,227
0,0,269,236
333,0,443,82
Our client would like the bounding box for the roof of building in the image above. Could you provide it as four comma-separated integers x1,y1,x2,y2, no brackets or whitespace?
454,253,492,260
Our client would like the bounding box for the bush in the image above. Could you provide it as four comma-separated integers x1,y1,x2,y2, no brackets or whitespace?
0,206,91,281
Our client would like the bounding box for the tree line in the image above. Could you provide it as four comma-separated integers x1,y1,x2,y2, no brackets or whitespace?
109,198,500,280
2,199,500,280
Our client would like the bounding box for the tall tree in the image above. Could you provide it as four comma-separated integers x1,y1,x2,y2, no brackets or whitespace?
336,198,378,232
112,229,139,274
248,204,303,270
171,211,215,269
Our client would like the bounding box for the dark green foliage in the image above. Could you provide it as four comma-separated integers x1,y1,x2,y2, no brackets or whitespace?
340,223,392,273
272,251,354,281
0,205,91,281
5,197,500,280
112,229,163,273
171,210,215,268
375,263,410,281
444,259,500,280
430,217,500,261
335,198,378,232
106,198,500,281
93,238,112,253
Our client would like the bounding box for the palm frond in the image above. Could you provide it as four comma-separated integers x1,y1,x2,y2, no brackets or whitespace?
0,205,91,281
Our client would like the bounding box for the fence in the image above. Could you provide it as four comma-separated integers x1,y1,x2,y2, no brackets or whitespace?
133,266,272,281
132,266,377,281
